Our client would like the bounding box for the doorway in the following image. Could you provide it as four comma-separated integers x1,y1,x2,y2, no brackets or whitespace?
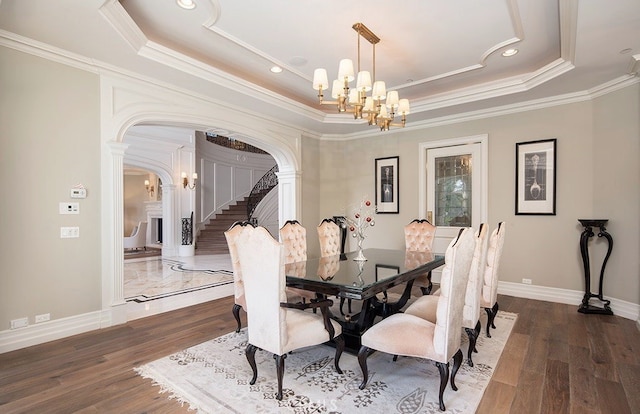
419,134,488,254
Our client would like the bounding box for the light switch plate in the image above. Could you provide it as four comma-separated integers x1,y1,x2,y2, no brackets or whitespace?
60,227,80,238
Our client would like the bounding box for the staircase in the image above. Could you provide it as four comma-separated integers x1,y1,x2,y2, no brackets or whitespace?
195,199,249,255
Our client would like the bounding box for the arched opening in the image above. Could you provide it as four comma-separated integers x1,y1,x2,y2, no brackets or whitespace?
101,77,302,325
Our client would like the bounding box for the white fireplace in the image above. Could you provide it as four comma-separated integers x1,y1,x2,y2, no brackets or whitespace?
145,201,162,249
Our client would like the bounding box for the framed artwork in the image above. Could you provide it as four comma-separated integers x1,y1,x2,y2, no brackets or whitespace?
515,139,557,215
375,156,399,214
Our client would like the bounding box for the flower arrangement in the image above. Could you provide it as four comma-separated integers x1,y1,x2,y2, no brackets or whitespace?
343,197,376,261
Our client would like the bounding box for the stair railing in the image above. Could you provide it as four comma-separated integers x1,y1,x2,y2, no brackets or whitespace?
247,164,279,223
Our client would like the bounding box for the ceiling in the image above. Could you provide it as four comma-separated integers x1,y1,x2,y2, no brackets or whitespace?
0,0,638,137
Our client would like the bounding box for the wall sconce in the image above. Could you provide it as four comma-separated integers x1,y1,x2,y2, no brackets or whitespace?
144,179,155,197
182,172,197,190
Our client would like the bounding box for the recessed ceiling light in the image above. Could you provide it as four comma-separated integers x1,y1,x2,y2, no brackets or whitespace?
502,48,518,57
270,66,283,74
620,48,632,54
176,0,196,10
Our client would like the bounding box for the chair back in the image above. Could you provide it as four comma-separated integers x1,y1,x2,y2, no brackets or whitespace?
279,220,307,263
433,227,475,360
404,219,436,251
462,223,489,328
481,222,506,308
224,221,255,309
317,218,342,257
236,225,288,356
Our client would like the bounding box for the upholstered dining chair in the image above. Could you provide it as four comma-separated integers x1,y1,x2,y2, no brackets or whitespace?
224,220,256,333
357,227,475,412
318,217,351,313
404,219,437,295
404,223,489,366
317,218,343,257
124,221,147,251
279,220,316,302
481,222,506,338
235,225,345,401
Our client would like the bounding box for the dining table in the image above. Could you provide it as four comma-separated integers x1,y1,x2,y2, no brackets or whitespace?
285,248,445,352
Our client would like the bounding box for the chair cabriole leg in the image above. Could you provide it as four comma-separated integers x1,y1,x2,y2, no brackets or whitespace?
435,361,450,411
357,346,371,389
232,304,242,333
246,344,258,384
334,335,345,374
274,353,287,400
450,349,463,391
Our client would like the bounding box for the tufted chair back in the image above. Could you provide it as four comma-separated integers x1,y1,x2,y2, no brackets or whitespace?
279,220,307,264
481,222,506,309
462,223,489,329
317,218,342,257
404,219,436,251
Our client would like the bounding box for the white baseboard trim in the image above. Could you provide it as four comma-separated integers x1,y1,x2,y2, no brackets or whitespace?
498,281,640,321
0,309,110,354
0,285,234,355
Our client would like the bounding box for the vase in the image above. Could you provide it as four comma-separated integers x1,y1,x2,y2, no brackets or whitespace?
353,234,367,261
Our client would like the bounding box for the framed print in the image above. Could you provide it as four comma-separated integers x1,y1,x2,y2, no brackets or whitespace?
375,156,399,214
515,139,557,215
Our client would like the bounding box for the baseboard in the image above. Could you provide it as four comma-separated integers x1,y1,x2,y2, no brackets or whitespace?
0,309,110,354
498,281,640,321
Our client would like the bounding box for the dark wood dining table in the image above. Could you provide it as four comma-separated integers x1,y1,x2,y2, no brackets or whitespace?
285,248,445,351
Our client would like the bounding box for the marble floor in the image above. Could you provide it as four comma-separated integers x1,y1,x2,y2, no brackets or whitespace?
124,254,234,302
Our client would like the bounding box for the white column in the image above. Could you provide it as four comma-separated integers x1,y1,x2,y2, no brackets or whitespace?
162,183,179,257
104,141,128,325
275,170,301,225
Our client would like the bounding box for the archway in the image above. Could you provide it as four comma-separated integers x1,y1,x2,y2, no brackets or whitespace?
101,76,302,325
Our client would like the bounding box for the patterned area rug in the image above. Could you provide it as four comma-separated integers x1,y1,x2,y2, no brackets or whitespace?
136,311,516,413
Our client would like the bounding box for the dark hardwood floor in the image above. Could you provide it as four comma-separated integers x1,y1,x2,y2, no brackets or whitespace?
1,294,639,413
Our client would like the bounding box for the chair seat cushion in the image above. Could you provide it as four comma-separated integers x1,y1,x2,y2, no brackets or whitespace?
404,295,438,323
283,308,342,353
361,313,446,363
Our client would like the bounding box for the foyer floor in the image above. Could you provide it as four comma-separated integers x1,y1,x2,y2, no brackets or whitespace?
124,254,234,302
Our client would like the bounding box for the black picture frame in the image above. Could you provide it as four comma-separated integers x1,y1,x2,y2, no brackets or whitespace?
515,139,557,215
375,156,399,214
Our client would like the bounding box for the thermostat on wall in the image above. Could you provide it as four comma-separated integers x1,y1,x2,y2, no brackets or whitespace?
70,187,87,198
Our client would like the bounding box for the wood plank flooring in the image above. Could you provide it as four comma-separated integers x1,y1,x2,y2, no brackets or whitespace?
1,294,639,413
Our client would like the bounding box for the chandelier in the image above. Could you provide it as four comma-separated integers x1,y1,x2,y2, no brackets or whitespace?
312,23,410,131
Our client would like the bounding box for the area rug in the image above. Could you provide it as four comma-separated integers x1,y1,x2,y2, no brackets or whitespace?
136,311,516,413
